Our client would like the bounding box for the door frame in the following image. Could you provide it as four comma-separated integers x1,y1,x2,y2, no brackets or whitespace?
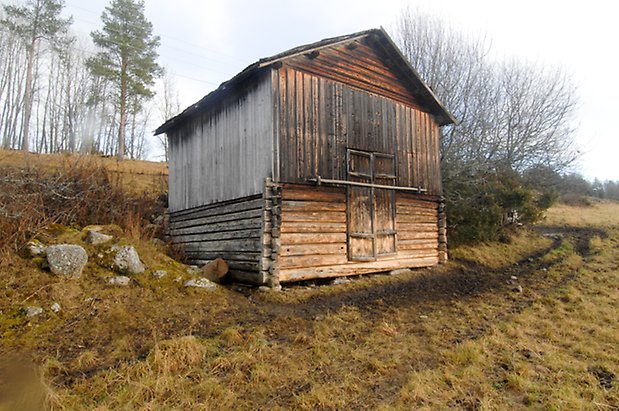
346,149,397,261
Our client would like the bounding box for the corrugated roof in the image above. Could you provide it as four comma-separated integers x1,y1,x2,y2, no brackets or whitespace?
155,28,455,135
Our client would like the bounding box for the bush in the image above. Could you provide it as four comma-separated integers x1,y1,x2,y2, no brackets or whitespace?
0,158,165,253
559,193,592,207
445,169,551,245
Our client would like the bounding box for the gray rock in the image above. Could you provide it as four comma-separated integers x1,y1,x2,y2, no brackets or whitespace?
109,275,131,286
389,268,412,276
184,277,217,289
86,229,113,245
186,265,201,276
152,270,167,278
50,303,61,313
513,285,523,293
331,277,350,285
113,246,145,274
25,306,43,317
26,241,47,257
510,275,518,281
257,284,282,292
46,244,88,278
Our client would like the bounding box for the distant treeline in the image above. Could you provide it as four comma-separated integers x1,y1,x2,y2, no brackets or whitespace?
523,166,619,202
0,0,167,160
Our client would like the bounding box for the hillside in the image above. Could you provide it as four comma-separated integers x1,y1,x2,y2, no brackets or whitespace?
0,149,167,193
0,154,617,410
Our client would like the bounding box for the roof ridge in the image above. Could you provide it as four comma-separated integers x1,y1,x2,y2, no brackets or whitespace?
155,28,455,135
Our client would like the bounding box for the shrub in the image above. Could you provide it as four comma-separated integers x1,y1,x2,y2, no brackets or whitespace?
445,168,551,245
0,157,165,253
559,193,592,207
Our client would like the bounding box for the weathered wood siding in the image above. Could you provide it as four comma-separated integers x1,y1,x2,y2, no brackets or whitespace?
283,39,424,110
275,67,442,194
276,184,439,282
395,193,439,257
167,74,273,211
167,195,264,281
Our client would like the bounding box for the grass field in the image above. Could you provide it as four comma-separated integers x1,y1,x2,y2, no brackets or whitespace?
0,158,617,409
0,149,167,193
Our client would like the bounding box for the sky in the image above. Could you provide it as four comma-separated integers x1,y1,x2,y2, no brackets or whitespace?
64,0,618,181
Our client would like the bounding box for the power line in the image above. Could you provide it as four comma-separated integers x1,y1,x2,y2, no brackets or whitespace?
172,72,220,87
84,48,221,87
64,35,223,88
64,2,247,64
67,23,236,86
69,15,245,74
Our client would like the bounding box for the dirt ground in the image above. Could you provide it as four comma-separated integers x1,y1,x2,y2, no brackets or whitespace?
35,227,603,376
1,223,615,410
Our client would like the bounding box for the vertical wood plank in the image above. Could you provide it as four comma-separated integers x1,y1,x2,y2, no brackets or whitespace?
318,77,328,178
167,73,273,211
286,68,297,182
295,70,304,182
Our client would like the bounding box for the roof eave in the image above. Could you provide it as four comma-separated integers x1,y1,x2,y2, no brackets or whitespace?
374,27,456,126
155,27,457,135
154,63,266,135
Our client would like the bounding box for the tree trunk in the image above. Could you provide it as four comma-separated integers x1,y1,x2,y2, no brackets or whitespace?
117,56,128,161
21,37,36,154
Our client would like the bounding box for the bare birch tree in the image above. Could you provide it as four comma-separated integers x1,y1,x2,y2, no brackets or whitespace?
395,7,578,177
1,0,72,153
395,8,579,241
155,70,181,161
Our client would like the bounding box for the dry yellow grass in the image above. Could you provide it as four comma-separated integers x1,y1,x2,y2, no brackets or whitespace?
543,198,619,228
23,225,617,409
449,228,552,269
1,176,617,410
0,149,167,193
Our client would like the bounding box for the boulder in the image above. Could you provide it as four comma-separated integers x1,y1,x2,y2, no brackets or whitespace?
389,268,412,276
201,258,229,283
331,277,350,285
186,265,201,276
184,278,217,289
26,241,47,258
113,246,145,275
85,229,113,245
152,270,167,278
109,275,131,286
25,306,43,317
46,244,88,278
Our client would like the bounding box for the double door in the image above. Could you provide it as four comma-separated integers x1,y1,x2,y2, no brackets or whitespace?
347,149,396,261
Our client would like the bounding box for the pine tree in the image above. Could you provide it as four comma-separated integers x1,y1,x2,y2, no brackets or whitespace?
1,0,72,153
87,0,162,161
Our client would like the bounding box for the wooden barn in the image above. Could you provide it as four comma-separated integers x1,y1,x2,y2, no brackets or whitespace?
155,28,455,287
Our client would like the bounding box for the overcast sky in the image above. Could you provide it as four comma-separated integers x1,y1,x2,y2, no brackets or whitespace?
65,0,618,181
